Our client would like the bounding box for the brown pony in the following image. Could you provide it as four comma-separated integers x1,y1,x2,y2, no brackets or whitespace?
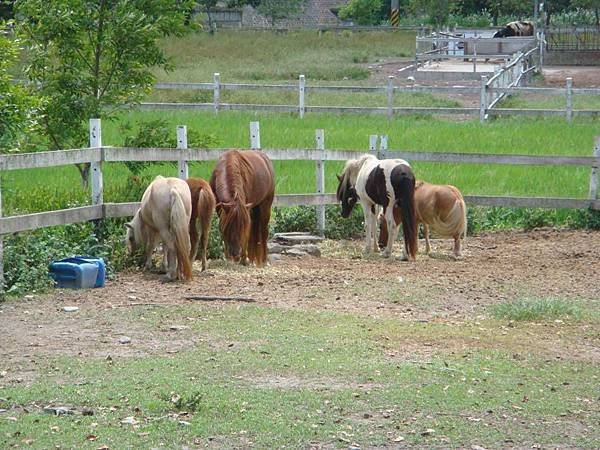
210,150,275,267
186,177,216,272
379,180,467,258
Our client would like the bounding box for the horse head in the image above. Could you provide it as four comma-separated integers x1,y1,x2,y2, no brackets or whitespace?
336,173,358,218
124,211,145,253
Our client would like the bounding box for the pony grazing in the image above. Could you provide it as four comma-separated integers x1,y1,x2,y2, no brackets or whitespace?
378,180,467,258
210,150,275,267
336,154,418,261
125,176,193,281
186,177,216,272
493,20,534,38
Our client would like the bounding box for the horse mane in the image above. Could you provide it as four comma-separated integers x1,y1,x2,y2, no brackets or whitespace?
341,154,375,182
218,152,252,243
337,154,376,200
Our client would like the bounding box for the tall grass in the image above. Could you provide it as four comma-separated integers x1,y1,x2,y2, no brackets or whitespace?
154,30,415,83
3,112,599,216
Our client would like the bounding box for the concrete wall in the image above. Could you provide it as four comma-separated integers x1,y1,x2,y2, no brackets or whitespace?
545,51,600,66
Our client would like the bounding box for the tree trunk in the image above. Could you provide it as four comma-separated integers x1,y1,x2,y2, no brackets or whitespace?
206,5,215,34
76,163,91,188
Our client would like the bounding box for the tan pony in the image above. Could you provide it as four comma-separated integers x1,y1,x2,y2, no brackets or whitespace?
186,177,216,271
379,180,467,257
125,176,193,281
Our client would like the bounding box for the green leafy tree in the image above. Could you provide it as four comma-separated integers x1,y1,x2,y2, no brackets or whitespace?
256,0,307,26
14,0,194,185
338,0,387,25
0,27,42,153
573,0,600,26
410,0,458,27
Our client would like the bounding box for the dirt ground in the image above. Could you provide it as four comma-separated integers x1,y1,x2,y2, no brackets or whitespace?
1,228,599,383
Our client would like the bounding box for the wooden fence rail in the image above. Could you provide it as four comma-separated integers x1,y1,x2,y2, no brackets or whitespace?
1,121,599,287
146,72,600,121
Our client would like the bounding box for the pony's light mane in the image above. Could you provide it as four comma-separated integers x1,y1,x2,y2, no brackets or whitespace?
341,154,375,183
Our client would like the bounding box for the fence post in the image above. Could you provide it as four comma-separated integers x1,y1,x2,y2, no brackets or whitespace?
177,125,189,180
315,129,326,236
379,134,388,160
480,75,488,123
566,77,573,124
369,135,378,156
589,136,600,204
250,121,261,149
387,76,394,119
213,73,220,113
90,119,103,206
299,74,305,119
473,41,477,73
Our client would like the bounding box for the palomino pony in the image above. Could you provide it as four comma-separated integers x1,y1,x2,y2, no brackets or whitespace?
125,176,193,281
210,150,275,267
378,180,467,258
336,154,418,261
186,177,216,272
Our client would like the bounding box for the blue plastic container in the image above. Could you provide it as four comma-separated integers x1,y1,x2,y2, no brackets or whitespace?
49,256,106,289
73,256,106,288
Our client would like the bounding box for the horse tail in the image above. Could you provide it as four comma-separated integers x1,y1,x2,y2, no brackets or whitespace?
197,184,216,269
428,198,467,238
170,187,193,281
395,171,418,261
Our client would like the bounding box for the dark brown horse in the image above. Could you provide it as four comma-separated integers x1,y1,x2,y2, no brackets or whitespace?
186,177,216,272
210,150,275,267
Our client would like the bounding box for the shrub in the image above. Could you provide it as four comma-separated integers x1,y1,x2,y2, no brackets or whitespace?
2,219,130,298
119,118,220,176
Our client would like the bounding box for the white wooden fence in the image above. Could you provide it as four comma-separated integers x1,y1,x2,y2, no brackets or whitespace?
147,72,600,122
1,120,599,287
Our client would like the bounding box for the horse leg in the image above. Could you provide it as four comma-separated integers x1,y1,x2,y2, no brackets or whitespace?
362,206,373,255
453,233,462,258
371,206,380,253
199,216,211,271
159,230,178,281
424,223,431,254
256,201,272,267
143,232,159,271
382,210,399,258
189,216,199,262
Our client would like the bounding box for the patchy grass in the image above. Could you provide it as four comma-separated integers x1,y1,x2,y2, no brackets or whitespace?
489,298,591,322
499,93,600,111
0,304,598,448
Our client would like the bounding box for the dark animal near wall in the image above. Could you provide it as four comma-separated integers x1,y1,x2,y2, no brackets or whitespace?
210,150,275,267
493,21,534,38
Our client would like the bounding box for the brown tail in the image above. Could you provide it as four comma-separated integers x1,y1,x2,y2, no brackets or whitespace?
396,174,418,261
170,188,193,281
197,184,216,270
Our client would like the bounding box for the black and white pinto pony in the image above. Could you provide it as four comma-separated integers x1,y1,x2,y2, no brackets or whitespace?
493,20,534,38
336,154,418,261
